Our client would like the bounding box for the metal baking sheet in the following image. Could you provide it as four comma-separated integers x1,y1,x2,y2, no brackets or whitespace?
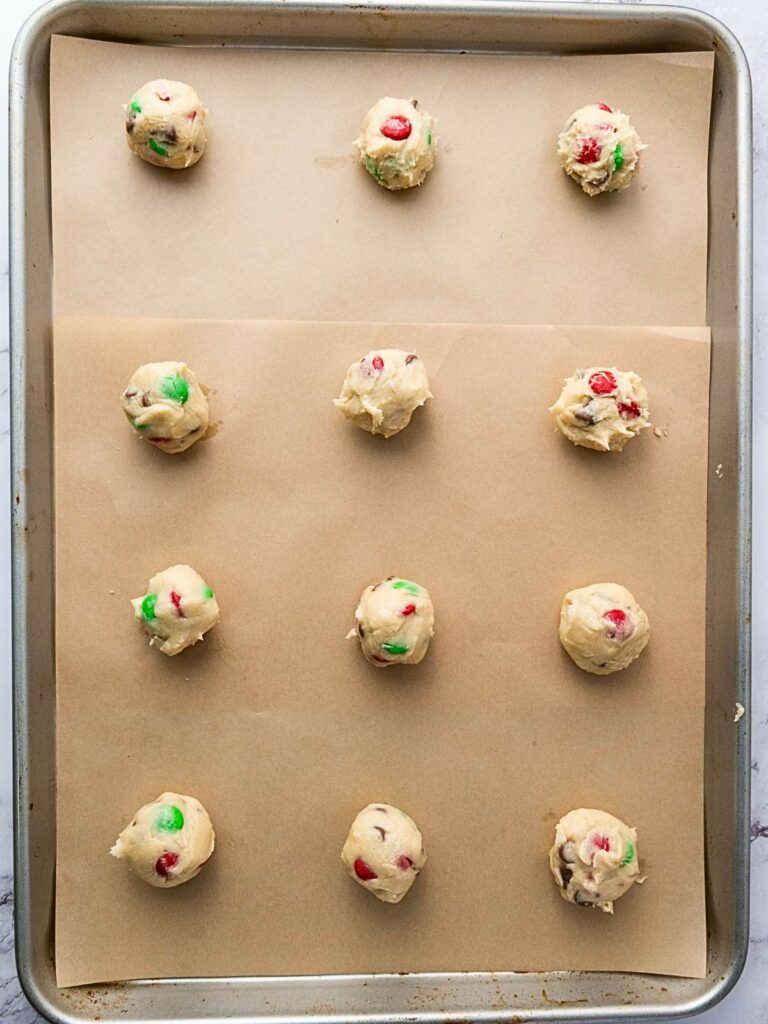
10,0,751,1021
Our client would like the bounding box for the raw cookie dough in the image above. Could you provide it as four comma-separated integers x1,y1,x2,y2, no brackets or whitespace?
125,79,207,169
110,791,215,887
559,582,650,675
121,361,209,454
334,349,432,437
549,807,642,913
557,103,646,196
341,803,427,903
348,576,434,667
550,367,650,452
355,97,437,190
132,564,220,656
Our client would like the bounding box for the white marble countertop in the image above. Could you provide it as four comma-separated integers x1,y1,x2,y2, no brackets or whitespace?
0,0,765,1019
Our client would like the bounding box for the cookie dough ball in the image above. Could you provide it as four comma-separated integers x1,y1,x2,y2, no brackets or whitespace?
557,103,645,196
549,808,641,913
334,349,432,438
355,97,437,190
550,367,649,452
559,583,649,675
349,576,434,667
125,79,207,169
132,564,219,656
341,803,427,903
110,791,215,887
122,361,209,454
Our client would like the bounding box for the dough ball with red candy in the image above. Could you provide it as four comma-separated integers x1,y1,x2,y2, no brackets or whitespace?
110,791,215,888
334,349,432,438
355,97,437,190
348,576,435,668
559,582,650,675
131,564,219,656
125,79,207,169
341,803,427,904
557,103,646,196
550,366,650,452
549,808,643,913
121,361,209,454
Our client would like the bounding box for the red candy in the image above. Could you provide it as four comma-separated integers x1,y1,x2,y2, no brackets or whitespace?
380,116,412,141
189,110,197,121
354,857,377,881
592,835,611,852
372,354,385,371
597,103,613,113
149,437,171,444
618,398,641,419
371,654,390,664
396,855,413,871
604,608,629,640
588,370,617,396
576,137,602,164
155,851,179,877
170,590,184,616
401,604,417,616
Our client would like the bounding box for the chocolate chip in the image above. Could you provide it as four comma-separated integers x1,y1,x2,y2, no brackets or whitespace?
405,354,418,365
357,621,365,639
126,121,134,134
374,807,388,814
559,841,576,863
124,390,138,399
386,575,395,581
590,173,609,188
158,126,178,145
560,865,573,889
574,404,596,426
141,393,152,408
574,892,595,908
411,98,419,109
374,826,386,840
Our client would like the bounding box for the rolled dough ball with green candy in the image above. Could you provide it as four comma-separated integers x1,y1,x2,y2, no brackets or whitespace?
121,361,209,453
125,79,207,169
355,96,437,190
557,102,646,196
132,564,219,656
549,807,643,913
348,576,434,667
110,791,215,887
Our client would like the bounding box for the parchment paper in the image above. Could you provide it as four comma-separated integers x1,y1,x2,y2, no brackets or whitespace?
50,36,713,327
54,317,709,986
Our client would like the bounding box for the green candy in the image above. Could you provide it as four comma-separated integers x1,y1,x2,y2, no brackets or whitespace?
129,99,142,115
392,579,421,595
203,586,214,599
132,419,149,431
148,137,169,157
160,374,190,404
622,841,635,866
141,593,158,621
613,143,624,172
155,804,184,832
365,156,383,182
382,642,409,655
427,130,432,146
